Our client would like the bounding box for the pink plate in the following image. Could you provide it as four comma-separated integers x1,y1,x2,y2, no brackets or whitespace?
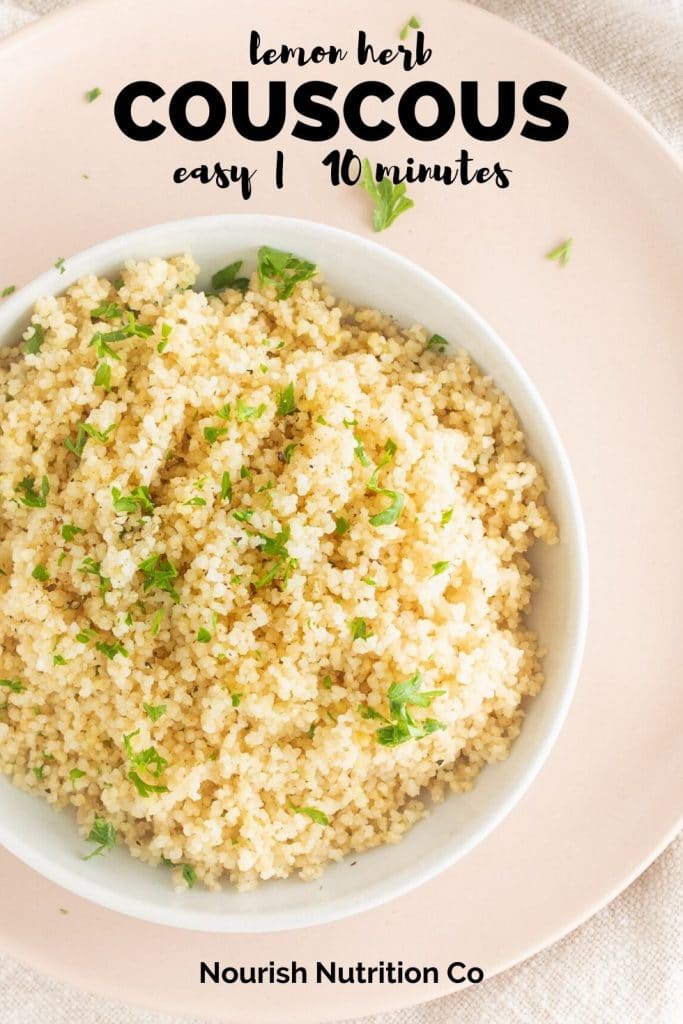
0,0,681,1020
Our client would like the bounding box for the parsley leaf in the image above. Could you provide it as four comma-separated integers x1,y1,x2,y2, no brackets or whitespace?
431,561,451,578
182,863,197,887
112,485,154,517
137,553,180,603
84,815,116,859
277,381,297,416
94,361,111,390
128,771,169,798
24,323,45,355
85,87,102,103
17,475,49,508
282,443,298,463
257,246,316,299
143,702,167,722
91,302,123,320
1,285,16,298
32,564,50,582
360,158,414,232
441,508,454,527
236,398,267,422
204,425,229,445
427,334,448,353
197,627,212,643
220,472,232,501
288,800,329,826
54,257,66,275
350,617,372,641
211,260,249,293
363,670,446,747
546,237,573,266
61,523,84,543
0,678,24,693
400,14,421,40
334,516,350,536
95,639,128,660
78,557,112,597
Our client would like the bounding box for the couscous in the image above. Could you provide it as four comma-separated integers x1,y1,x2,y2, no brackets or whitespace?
0,249,556,889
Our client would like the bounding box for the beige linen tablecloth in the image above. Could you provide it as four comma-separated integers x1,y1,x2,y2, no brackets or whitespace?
0,1,681,1021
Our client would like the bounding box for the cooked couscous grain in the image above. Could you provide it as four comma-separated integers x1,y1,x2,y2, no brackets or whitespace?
0,251,556,889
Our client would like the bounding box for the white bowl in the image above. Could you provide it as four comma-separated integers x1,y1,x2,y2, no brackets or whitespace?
0,215,588,932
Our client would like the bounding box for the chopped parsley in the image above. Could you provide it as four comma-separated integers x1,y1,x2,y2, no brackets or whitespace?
65,420,117,458
276,381,297,416
282,443,298,463
184,496,206,507
137,553,180,603
232,508,255,523
0,678,24,693
350,617,373,641
94,361,111,391
257,246,316,299
157,323,173,353
75,628,97,644
84,816,116,860
236,398,267,422
182,863,197,888
361,670,446,747
24,323,45,355
31,564,50,582
124,729,169,797
1,285,16,298
112,485,154,516
426,334,448,353
400,15,421,40
143,702,167,722
54,257,66,275
441,508,454,527
204,425,229,444
353,434,371,467
252,524,298,589
211,259,249,293
546,237,573,266
78,557,112,597
321,675,333,690
231,692,242,708
149,609,165,636
362,576,377,586
431,561,451,578
240,465,252,479
220,472,232,501
360,158,414,232
91,302,123,320
95,639,128,660
17,475,49,508
287,800,329,826
216,403,232,420
85,87,102,103
334,516,350,536
69,768,86,786
53,654,68,666
197,627,212,643
61,523,84,543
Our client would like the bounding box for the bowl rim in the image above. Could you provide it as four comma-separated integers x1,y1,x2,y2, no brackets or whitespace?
0,213,589,932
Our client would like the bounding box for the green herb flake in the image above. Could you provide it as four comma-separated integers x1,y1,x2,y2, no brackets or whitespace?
369,489,406,527
77,557,112,597
94,361,111,391
220,472,232,502
334,516,350,536
69,768,86,786
85,87,102,103
137,553,180,604
17,475,49,508
24,323,45,355
197,627,212,644
362,576,377,586
236,398,267,423
321,675,333,690
365,670,446,747
400,14,421,40
232,508,255,523
277,381,297,416
32,564,50,582
112,484,154,517
427,334,448,353
215,403,232,421
184,496,207,507
441,508,454,527
149,608,165,637
91,302,123,320
546,237,573,267
182,863,197,888
75,628,97,644
204,425,229,445
61,523,84,543
54,257,66,275
128,771,169,797
360,158,414,232
84,816,116,860
95,639,128,660
431,561,451,578
350,617,373,641
353,434,371,467
282,443,298,464
143,702,167,723
211,260,249,293
287,800,329,826
53,654,68,666
231,692,242,708
2,285,16,298
0,678,24,693
257,246,317,300
240,465,252,479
